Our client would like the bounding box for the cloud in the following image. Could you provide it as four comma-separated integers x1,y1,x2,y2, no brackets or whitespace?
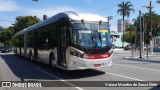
24,6,78,19
23,6,96,20
0,0,19,11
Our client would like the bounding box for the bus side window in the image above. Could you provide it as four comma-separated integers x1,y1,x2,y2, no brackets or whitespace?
66,27,70,46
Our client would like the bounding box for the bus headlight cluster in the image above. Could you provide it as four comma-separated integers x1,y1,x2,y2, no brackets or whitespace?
70,49,112,59
70,49,83,58
82,52,111,59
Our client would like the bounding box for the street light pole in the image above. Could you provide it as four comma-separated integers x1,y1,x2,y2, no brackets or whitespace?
106,16,113,28
156,0,160,3
106,16,113,46
32,0,38,1
132,19,137,52
142,14,145,52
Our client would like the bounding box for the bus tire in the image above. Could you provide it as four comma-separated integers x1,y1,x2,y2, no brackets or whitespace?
49,53,56,69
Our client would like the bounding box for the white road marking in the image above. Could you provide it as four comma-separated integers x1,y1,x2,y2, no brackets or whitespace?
105,72,143,81
36,68,84,90
114,63,160,72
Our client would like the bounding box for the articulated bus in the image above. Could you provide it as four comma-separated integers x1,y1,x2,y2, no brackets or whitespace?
12,11,113,70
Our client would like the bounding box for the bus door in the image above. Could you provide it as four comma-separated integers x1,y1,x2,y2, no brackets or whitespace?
34,32,38,58
57,26,67,67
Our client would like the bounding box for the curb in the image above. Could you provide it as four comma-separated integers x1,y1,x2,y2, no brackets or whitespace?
113,49,124,51
124,57,160,63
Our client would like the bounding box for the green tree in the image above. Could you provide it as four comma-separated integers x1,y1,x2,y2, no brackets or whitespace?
0,26,3,32
117,1,134,47
123,12,160,46
0,16,40,46
137,12,160,44
121,24,136,44
12,16,40,34
0,27,13,45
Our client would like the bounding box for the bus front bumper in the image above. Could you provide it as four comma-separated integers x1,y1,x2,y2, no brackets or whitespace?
68,56,112,70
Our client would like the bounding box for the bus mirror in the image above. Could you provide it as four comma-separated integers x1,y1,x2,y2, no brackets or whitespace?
99,20,102,24
81,19,84,23
69,19,72,22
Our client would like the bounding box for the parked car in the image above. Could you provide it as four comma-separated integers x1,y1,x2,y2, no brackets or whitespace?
0,46,12,53
124,44,131,50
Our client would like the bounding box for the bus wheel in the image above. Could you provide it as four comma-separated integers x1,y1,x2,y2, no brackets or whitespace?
49,53,56,69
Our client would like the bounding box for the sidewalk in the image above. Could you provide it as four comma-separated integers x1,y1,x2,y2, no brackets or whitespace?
113,48,124,51
124,52,160,63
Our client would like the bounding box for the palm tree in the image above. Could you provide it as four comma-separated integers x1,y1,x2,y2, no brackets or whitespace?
117,1,134,47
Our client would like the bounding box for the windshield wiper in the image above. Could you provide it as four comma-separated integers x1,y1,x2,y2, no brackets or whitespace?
90,32,95,44
90,32,98,48
98,32,102,43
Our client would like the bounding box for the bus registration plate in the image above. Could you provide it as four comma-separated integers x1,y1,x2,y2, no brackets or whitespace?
94,64,101,67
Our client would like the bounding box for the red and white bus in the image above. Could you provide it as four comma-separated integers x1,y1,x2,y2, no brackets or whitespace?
12,11,113,70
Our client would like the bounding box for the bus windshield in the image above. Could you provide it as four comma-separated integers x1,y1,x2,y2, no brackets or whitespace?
71,23,111,48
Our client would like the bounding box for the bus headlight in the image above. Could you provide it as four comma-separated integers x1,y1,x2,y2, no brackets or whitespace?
82,53,88,59
70,49,83,58
70,49,112,59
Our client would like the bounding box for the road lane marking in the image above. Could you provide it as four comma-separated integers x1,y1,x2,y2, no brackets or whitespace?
114,64,160,72
36,68,84,90
105,72,143,81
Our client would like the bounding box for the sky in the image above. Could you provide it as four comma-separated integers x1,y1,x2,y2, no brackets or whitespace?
0,0,160,31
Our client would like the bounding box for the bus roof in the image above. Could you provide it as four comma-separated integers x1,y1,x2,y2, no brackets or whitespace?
14,11,108,36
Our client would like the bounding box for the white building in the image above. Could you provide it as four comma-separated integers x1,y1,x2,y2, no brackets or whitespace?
117,19,131,32
111,31,129,47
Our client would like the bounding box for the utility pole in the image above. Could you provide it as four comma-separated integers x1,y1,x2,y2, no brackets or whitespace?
145,0,153,54
145,1,153,52
149,1,153,53
139,11,142,58
144,0,154,58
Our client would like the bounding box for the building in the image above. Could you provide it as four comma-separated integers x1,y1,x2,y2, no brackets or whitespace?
155,36,160,46
117,19,131,32
153,36,160,52
111,31,129,47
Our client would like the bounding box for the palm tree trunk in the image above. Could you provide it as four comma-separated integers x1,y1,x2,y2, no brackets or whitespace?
122,16,124,47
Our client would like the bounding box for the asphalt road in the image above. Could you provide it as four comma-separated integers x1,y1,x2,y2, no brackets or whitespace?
0,50,160,90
